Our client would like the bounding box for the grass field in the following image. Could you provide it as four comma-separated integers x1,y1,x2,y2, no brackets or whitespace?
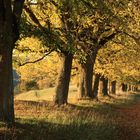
0,87,140,140
15,85,78,102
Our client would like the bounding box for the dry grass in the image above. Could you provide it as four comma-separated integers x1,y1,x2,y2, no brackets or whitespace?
15,85,78,103
15,85,132,104
0,89,140,140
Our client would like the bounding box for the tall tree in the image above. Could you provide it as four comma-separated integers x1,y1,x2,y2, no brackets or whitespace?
78,0,140,99
77,0,124,99
24,0,78,105
54,52,73,105
15,0,140,103
0,0,25,123
53,0,78,105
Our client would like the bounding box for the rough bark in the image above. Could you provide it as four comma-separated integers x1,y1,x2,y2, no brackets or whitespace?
79,48,99,99
0,44,14,122
83,56,94,98
54,53,73,105
92,74,100,98
0,1,14,123
0,0,25,123
111,81,116,94
79,53,96,98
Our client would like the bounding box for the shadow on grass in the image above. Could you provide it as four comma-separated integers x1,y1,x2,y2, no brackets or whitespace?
0,93,140,140
0,118,120,140
69,93,140,113
1,117,139,140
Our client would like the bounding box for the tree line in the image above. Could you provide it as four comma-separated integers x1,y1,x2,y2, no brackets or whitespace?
0,0,140,123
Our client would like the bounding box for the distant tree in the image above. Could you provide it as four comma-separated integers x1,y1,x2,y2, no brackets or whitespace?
77,0,119,98
78,0,140,99
13,0,140,104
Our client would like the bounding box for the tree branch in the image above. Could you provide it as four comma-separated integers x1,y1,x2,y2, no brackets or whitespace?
12,0,25,43
123,31,140,45
15,47,49,54
23,5,43,29
17,48,55,66
49,0,59,8
98,32,117,47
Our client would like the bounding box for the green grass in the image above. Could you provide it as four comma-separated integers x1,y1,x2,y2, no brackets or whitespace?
1,89,140,140
15,85,78,102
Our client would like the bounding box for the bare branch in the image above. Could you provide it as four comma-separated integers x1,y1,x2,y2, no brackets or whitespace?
15,47,49,54
17,48,55,66
123,32,140,45
99,32,117,47
23,5,45,31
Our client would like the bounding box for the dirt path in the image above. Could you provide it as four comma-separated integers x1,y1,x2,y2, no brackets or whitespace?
115,96,140,140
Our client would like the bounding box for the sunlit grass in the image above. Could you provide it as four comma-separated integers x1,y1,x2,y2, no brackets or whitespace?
15,85,133,104
15,85,78,102
1,88,140,140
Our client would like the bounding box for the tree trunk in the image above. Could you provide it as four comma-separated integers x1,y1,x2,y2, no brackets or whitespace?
102,77,109,96
0,36,14,123
79,51,97,99
92,74,100,98
78,66,85,98
0,0,24,123
134,86,138,92
98,79,103,95
79,55,94,98
0,22,14,123
122,83,127,92
111,81,116,94
0,3,15,123
54,53,73,105
128,84,132,91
